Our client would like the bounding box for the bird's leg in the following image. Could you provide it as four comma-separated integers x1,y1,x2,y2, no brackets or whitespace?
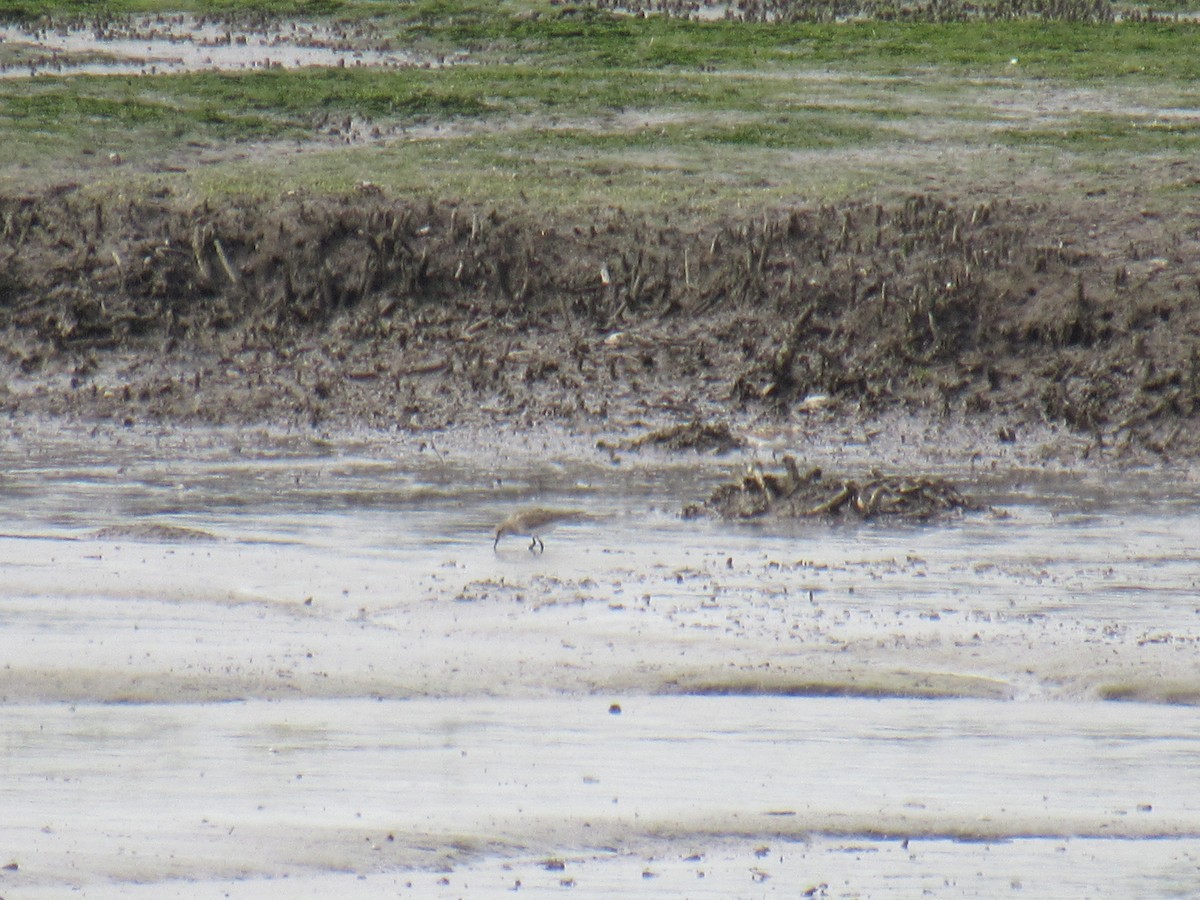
530,535,544,553
493,534,501,552
528,536,538,553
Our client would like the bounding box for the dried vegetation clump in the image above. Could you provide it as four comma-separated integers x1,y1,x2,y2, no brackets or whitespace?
683,456,982,522
0,186,1198,457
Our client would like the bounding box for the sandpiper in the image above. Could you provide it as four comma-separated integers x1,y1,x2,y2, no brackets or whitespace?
493,507,582,553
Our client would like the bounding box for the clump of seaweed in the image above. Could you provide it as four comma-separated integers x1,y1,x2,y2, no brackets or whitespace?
684,456,981,522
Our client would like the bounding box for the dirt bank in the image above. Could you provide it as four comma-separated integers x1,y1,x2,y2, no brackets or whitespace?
2,184,1198,463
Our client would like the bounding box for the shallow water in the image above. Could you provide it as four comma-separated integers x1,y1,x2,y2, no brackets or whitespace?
1,422,1199,896
0,16,461,78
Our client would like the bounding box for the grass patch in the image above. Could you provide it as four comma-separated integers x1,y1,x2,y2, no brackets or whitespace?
0,67,494,155
503,112,890,153
163,95,916,212
176,68,495,119
997,114,1200,151
5,4,1200,80
0,79,300,169
2,3,1200,209
6,88,286,137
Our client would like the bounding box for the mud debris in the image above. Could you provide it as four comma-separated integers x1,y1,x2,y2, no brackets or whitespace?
683,457,982,522
598,420,746,454
91,523,221,542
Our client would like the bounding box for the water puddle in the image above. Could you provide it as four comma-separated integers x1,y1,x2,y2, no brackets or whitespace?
0,15,465,78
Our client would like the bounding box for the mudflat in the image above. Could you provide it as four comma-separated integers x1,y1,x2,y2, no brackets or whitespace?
4,4,1200,898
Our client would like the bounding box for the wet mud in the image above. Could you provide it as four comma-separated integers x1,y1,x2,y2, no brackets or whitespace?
4,12,1200,898
2,403,1198,898
3,187,1199,466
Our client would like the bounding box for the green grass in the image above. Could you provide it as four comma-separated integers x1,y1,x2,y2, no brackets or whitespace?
390,13,1200,81
2,3,1199,211
6,87,288,136
997,113,1200,151
5,2,1200,81
0,62,891,145
493,111,892,153
180,133,848,209
177,68,495,118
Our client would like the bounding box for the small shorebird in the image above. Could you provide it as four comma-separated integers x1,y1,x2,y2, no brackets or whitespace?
493,507,583,553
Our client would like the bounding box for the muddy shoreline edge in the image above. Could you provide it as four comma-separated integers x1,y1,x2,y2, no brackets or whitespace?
3,184,1198,470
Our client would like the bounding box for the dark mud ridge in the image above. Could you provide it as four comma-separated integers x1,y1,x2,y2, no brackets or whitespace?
2,186,1199,460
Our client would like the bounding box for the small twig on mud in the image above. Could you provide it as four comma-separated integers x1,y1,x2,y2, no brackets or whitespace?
490,341,514,379
213,238,240,289
765,305,815,399
111,250,126,292
461,316,493,340
397,357,450,377
191,225,212,285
